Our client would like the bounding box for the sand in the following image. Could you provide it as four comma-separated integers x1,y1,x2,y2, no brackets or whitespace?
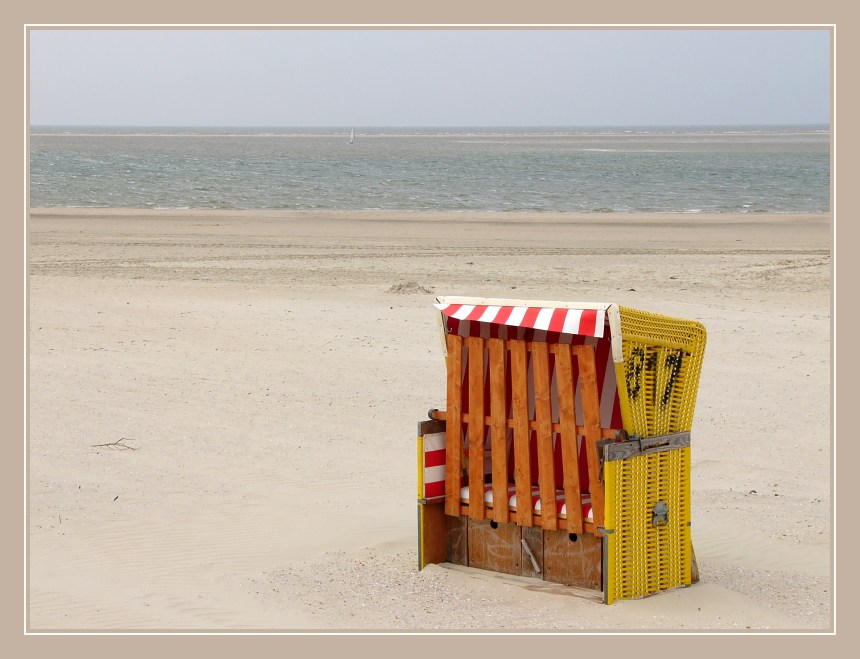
27,209,832,632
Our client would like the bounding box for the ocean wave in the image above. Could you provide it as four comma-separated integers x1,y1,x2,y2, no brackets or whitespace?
29,129,830,214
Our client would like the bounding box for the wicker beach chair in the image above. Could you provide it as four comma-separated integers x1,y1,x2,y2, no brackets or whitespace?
416,296,707,603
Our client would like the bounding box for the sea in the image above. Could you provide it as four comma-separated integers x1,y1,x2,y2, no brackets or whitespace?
29,126,830,214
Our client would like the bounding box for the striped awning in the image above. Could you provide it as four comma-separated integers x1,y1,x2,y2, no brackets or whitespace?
435,302,606,338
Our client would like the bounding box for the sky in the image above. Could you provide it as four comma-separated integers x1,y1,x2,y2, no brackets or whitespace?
28,28,832,127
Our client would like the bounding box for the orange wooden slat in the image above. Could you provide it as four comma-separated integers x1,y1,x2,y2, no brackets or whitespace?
467,336,486,520
552,343,583,535
531,341,557,531
445,333,463,517
575,344,605,529
488,338,509,523
509,339,532,527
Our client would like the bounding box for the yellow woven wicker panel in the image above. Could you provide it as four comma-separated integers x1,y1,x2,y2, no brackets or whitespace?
604,447,691,603
617,306,706,437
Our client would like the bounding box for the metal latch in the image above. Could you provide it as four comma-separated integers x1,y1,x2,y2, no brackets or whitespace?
652,501,670,528
521,538,541,574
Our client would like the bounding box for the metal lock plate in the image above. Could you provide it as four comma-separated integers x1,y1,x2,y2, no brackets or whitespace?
652,501,670,528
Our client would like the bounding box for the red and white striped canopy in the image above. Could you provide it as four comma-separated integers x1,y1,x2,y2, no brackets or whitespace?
435,302,606,338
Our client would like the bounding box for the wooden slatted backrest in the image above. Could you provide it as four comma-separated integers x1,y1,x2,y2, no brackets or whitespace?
444,334,607,531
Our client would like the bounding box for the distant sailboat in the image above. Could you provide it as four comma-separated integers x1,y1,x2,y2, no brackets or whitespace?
349,129,355,144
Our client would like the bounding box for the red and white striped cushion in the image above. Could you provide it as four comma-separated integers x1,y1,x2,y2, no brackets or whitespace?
422,432,447,500
459,484,594,521
458,483,518,506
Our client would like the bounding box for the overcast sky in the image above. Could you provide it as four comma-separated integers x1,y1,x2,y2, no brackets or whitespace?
28,28,831,127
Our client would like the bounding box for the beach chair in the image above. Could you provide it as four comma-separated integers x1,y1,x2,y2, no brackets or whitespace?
416,297,707,603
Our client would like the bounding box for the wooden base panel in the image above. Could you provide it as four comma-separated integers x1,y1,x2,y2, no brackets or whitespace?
418,503,447,568
422,506,603,595
543,528,602,591
446,513,468,565
467,518,522,574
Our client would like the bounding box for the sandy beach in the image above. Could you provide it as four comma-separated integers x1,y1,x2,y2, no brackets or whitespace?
27,209,832,631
